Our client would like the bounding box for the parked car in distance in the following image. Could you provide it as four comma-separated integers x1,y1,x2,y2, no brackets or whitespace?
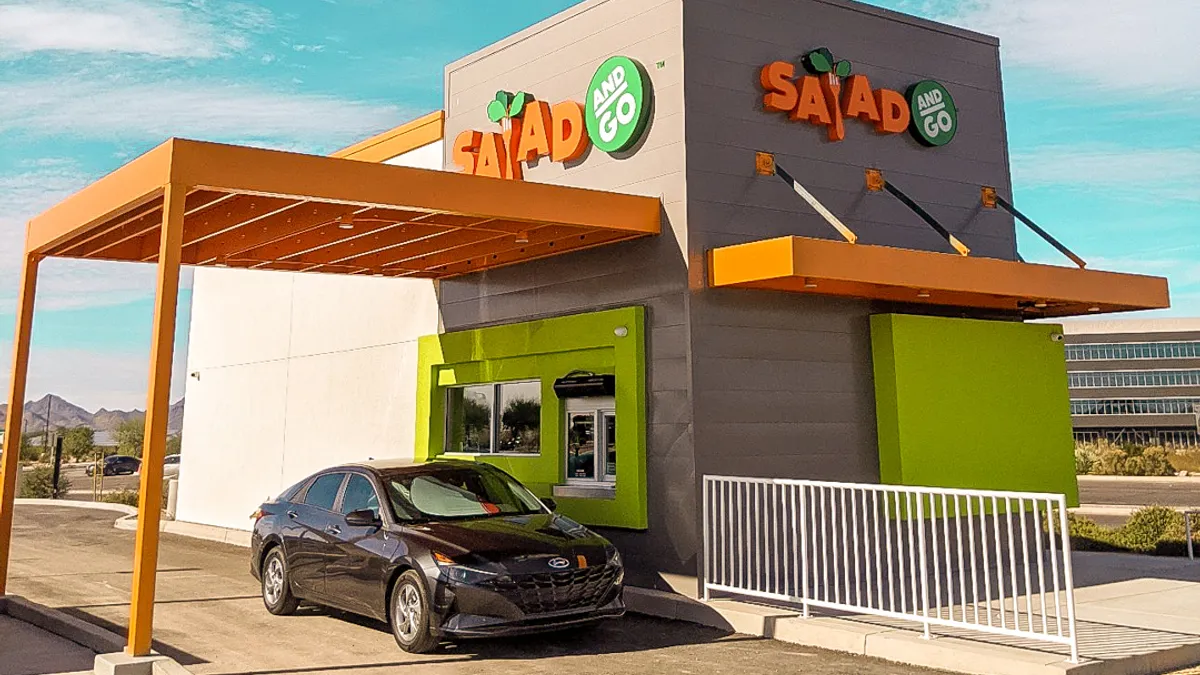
250,459,625,653
85,455,141,477
163,453,181,478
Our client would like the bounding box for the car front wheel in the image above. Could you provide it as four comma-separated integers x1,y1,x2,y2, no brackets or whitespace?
261,548,299,615
390,571,438,653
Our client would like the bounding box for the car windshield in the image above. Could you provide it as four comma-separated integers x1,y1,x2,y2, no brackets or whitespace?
381,465,545,522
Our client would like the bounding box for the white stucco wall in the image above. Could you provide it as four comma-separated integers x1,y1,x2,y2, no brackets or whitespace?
176,139,444,531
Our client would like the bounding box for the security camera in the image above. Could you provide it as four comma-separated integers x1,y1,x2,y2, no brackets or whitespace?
1051,333,1065,343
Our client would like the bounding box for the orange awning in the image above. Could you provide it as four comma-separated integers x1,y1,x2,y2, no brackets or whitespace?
27,137,661,278
708,236,1169,318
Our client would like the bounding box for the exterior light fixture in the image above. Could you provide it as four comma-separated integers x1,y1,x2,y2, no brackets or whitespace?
1088,306,1100,312
803,278,818,289
613,326,629,338
917,290,931,299
336,215,355,230
515,231,530,244
1034,301,1048,309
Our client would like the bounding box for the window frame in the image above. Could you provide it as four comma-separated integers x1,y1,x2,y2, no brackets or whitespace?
338,471,385,520
443,379,543,457
564,397,617,486
302,472,348,513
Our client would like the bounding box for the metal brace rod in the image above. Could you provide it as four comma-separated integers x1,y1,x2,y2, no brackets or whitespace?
983,187,1087,269
867,169,969,256
757,152,858,244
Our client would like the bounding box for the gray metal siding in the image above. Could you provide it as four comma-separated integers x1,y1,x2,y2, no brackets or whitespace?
682,0,1011,511
440,0,696,572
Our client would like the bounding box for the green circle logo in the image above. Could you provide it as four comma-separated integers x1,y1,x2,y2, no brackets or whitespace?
585,56,652,154
906,80,957,147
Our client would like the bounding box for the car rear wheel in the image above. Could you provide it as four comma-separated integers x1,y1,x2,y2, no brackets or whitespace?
261,548,299,615
389,571,438,654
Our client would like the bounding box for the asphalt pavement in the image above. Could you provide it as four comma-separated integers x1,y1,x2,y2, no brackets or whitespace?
6,503,952,675
1078,475,1200,508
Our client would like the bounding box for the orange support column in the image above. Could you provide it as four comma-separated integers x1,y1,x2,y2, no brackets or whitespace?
0,251,40,595
126,183,186,656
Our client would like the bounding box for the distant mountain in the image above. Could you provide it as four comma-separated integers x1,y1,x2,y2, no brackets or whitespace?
0,395,184,435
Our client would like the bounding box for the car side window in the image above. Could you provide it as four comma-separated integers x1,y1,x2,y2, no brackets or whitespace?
303,473,345,512
340,474,381,518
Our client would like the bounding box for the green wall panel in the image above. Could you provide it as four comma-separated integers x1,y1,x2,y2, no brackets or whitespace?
871,314,1078,506
415,307,647,529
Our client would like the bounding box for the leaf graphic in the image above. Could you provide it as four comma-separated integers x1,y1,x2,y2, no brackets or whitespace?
805,49,833,73
509,92,528,118
835,60,852,78
495,90,512,108
487,99,507,123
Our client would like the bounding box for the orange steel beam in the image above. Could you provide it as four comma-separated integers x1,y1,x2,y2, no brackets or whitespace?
244,221,450,268
185,202,358,265
429,230,637,277
126,183,186,657
164,140,661,235
295,227,506,273
331,111,445,163
409,225,582,272
59,191,229,259
27,141,173,254
0,252,40,594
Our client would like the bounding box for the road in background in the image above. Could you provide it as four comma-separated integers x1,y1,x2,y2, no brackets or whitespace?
1078,476,1200,508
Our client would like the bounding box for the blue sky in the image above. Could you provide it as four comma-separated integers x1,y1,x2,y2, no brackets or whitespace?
0,0,1197,410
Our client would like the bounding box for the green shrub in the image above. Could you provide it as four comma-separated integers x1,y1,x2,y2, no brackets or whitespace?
1074,447,1094,475
1140,447,1175,476
1067,506,1190,556
99,489,140,507
18,466,71,499
1096,446,1128,475
1169,448,1200,474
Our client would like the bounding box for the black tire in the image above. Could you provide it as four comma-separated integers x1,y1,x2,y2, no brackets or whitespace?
261,547,300,615
389,570,438,653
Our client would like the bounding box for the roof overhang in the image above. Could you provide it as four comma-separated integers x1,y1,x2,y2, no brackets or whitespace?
708,236,1169,318
28,137,661,278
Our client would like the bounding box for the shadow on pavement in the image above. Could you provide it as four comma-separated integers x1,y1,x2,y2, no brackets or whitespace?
1071,550,1200,587
55,607,209,668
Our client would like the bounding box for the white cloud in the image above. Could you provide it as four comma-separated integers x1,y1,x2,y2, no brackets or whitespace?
1010,145,1200,203
932,0,1200,94
0,0,260,59
0,161,194,314
0,79,406,150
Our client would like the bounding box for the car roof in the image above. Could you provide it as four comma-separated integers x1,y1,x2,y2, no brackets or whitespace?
335,458,481,473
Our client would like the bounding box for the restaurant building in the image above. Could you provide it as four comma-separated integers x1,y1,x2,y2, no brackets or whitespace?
167,0,1172,577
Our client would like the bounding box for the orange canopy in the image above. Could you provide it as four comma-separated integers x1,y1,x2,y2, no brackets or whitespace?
709,236,1170,318
27,138,661,278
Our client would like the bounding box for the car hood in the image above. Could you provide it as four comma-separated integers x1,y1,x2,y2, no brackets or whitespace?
399,513,612,570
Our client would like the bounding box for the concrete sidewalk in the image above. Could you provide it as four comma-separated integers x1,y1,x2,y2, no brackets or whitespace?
626,552,1200,675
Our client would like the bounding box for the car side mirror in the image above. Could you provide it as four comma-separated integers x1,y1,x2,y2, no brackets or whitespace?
345,509,381,528
542,498,557,512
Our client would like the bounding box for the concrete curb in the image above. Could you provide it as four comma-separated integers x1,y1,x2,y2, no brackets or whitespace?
0,594,125,655
113,516,252,548
15,498,136,516
623,588,1200,675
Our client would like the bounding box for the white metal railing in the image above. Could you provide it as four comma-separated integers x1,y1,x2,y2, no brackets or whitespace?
702,476,1079,662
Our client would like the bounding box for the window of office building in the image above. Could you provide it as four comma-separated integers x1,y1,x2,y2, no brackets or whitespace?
445,381,542,454
1065,341,1200,362
1069,369,1200,388
1069,398,1200,416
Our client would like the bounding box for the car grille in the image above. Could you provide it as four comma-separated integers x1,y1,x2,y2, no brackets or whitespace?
481,564,620,615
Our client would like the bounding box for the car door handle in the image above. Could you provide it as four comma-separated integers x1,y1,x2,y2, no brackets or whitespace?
325,525,341,536
287,510,298,519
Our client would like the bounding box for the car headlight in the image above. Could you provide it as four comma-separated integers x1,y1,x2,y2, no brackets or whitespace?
433,552,498,585
605,546,622,567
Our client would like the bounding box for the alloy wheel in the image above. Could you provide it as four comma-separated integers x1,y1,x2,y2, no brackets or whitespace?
395,584,422,641
264,556,285,607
